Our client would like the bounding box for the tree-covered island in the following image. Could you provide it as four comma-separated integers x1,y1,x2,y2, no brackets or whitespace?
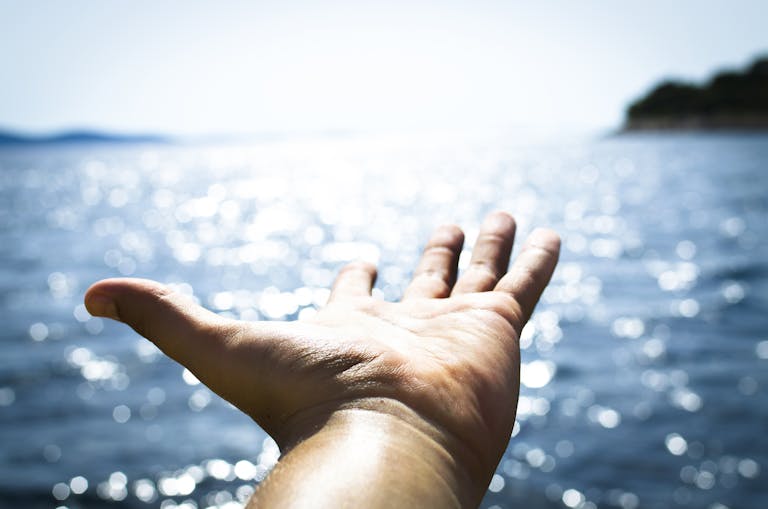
625,55,768,130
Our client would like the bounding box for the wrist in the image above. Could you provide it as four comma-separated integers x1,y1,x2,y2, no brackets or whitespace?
270,397,492,508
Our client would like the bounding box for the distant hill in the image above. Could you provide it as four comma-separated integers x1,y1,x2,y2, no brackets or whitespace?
624,55,768,130
0,130,169,146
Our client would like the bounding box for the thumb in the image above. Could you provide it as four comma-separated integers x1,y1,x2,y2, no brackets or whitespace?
84,278,236,376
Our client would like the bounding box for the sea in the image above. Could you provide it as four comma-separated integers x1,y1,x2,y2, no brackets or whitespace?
0,131,766,509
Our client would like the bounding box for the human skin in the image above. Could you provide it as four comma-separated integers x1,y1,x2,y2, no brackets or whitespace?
84,211,560,508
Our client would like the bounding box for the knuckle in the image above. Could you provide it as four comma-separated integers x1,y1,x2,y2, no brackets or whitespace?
416,267,450,280
478,231,510,246
422,244,456,258
469,260,501,278
489,293,526,326
523,242,560,258
339,261,377,277
515,264,547,288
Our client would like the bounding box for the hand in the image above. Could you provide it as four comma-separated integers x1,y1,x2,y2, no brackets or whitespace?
84,211,560,508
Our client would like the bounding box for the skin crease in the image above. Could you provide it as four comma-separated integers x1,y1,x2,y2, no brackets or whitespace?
84,211,560,508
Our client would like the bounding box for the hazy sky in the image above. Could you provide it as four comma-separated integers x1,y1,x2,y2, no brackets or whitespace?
1,0,766,135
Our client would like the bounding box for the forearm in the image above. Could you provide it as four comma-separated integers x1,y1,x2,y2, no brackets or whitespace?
249,399,488,509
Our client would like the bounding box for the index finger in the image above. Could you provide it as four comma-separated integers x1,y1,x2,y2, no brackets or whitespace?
494,228,560,322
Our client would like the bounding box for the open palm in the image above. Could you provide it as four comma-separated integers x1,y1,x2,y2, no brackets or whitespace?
85,211,559,505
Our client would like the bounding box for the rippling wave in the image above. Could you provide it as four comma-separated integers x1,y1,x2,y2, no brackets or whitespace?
1,132,766,508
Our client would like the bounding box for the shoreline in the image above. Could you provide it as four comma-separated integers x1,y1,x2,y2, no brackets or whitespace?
622,115,768,133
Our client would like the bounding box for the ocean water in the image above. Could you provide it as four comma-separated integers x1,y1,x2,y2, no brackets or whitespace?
0,132,766,509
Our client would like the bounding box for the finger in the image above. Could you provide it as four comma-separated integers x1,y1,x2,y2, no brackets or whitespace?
452,211,516,294
403,224,464,300
494,228,560,322
84,278,234,374
328,261,377,302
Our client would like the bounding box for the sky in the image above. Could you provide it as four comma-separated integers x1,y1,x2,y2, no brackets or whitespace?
1,0,766,136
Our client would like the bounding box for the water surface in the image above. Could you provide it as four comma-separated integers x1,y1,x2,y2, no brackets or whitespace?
1,132,766,509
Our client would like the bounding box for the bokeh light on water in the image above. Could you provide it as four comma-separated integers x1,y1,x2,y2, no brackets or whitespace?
0,132,766,508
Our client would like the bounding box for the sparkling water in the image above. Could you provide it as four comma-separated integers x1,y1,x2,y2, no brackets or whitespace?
1,132,766,508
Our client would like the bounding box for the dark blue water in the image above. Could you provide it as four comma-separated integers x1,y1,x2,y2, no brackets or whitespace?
1,132,766,509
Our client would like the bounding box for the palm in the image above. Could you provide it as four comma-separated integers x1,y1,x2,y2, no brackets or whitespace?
306,294,521,443
85,212,559,471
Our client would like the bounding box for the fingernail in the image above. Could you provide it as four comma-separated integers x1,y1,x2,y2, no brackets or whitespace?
86,294,120,321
